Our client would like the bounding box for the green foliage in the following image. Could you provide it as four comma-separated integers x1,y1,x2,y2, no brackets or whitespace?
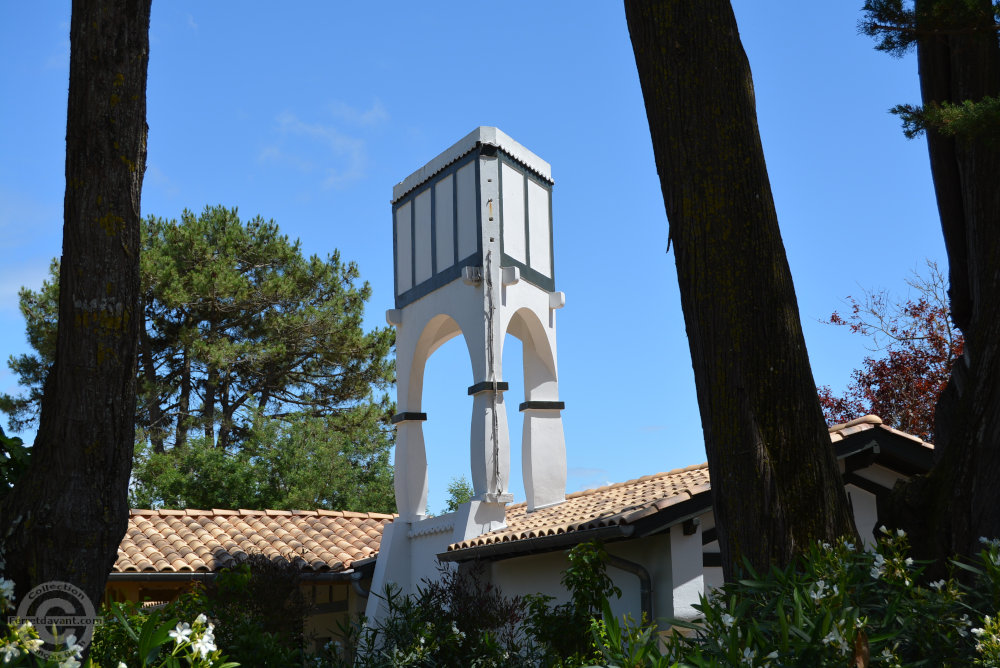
4,205,396,510
591,532,1000,667
524,541,622,667
333,542,622,667
92,555,306,667
860,1,1000,143
130,408,394,512
2,576,237,667
0,427,29,503
859,0,999,57
442,476,474,513
345,565,532,667
0,259,59,432
891,96,1000,144
198,555,310,665
590,600,676,668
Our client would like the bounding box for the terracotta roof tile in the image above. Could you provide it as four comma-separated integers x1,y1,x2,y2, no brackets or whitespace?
114,508,396,574
447,417,935,554
828,414,933,449
448,463,712,552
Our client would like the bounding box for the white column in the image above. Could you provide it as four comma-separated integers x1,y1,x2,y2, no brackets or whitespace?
468,383,512,503
521,402,566,511
392,416,428,521
670,522,705,623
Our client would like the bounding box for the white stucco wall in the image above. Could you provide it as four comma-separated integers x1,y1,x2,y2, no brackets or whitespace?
486,532,680,627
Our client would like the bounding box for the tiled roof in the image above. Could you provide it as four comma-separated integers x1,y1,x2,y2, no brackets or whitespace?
448,463,711,552
827,414,933,449
447,415,933,556
115,509,395,574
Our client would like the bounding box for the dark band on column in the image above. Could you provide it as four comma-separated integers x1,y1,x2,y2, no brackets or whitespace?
467,381,510,395
518,401,565,412
391,412,428,424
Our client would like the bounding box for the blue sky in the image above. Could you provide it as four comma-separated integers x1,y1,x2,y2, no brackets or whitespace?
0,3,945,513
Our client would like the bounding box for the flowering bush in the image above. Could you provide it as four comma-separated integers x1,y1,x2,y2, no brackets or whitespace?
0,573,237,668
592,531,1000,667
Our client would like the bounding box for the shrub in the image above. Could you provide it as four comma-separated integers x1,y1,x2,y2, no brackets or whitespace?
346,563,532,667
592,530,1000,668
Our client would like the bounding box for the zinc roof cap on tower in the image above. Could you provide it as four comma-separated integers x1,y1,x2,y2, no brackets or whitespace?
392,126,553,204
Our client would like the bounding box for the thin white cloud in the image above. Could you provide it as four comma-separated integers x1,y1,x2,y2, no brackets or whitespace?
187,14,198,31
0,259,54,314
144,163,180,199
639,424,669,433
43,21,70,70
261,108,382,189
327,99,389,127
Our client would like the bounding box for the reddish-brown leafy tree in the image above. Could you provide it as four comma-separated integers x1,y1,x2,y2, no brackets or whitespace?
0,0,151,610
627,0,999,569
819,263,964,443
861,0,1000,563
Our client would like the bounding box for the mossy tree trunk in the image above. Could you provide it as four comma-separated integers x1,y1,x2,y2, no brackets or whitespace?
624,0,857,579
0,0,150,608
890,0,1000,563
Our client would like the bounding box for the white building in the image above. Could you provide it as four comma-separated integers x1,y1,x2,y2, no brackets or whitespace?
366,128,934,628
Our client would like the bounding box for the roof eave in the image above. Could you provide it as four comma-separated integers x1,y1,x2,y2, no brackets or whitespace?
438,490,715,564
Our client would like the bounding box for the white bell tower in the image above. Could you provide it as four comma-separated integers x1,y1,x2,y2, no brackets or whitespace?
367,127,567,608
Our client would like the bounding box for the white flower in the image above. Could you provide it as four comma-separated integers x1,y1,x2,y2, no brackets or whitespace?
741,646,756,663
194,613,208,625
0,578,14,599
822,626,849,652
118,662,128,668
191,635,217,659
168,621,192,644
870,553,885,579
929,579,945,590
0,642,21,662
904,557,914,567
62,633,84,657
810,580,827,601
844,541,856,551
721,612,735,628
972,627,986,637
880,525,890,535
896,529,906,537
23,637,43,652
58,658,81,668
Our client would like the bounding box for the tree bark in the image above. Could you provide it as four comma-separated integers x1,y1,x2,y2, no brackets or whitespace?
0,0,150,611
890,0,1000,562
139,297,165,454
176,347,191,448
624,0,857,578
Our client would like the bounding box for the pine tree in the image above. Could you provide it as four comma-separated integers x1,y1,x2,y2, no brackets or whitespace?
4,206,396,510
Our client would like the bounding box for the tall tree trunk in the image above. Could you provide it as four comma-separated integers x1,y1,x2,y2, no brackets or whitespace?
0,0,150,612
139,297,165,454
176,347,191,448
624,0,857,578
203,367,217,445
890,0,1000,561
